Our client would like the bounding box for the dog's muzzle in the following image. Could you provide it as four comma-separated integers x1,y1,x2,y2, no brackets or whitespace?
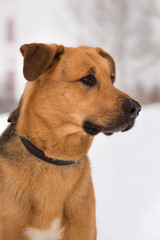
83,99,141,136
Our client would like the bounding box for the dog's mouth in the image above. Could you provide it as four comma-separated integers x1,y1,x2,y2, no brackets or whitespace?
103,120,135,136
83,119,135,136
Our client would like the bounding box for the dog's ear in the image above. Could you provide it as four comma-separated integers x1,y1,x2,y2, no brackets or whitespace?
20,43,64,81
96,47,116,78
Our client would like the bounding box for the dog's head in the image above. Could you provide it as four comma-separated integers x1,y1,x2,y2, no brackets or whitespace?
19,43,141,137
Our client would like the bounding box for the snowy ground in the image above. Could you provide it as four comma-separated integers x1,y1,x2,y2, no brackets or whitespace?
0,103,160,239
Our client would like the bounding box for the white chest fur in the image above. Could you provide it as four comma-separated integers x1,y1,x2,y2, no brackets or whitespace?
25,219,64,240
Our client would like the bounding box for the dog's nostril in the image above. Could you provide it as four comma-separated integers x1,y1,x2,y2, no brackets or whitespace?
129,106,136,115
122,99,141,119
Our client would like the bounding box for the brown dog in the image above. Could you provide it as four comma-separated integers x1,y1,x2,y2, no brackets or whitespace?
0,43,141,240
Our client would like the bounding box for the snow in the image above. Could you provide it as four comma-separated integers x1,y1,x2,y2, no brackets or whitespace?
0,103,160,239
89,103,160,240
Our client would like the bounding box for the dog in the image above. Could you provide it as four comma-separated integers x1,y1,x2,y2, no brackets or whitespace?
0,43,141,240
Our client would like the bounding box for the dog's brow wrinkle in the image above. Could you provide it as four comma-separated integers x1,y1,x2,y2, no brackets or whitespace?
61,58,67,76
90,67,96,74
61,68,65,76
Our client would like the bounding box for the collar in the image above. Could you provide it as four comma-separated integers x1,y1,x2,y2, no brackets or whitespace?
19,136,77,166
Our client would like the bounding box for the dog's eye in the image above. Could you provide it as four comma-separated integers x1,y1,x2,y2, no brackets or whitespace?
110,75,115,83
80,74,97,87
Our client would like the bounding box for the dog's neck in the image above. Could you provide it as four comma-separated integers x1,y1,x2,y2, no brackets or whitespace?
18,127,93,161
16,112,93,161
19,136,78,165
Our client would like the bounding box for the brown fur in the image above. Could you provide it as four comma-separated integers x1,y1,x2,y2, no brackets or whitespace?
0,43,139,239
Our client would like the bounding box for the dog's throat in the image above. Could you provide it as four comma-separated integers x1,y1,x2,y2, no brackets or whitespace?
19,136,78,166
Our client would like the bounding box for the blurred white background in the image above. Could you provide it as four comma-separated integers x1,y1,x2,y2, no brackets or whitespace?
0,0,160,239
0,0,160,110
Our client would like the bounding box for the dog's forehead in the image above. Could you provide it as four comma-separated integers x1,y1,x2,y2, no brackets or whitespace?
63,46,103,62
59,46,112,78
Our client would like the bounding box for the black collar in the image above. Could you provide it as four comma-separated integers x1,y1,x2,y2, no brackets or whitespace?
19,136,77,166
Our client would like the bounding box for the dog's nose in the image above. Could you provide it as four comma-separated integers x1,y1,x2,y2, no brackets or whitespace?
122,99,141,119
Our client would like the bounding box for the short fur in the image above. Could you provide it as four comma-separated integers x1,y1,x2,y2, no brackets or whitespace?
0,43,140,240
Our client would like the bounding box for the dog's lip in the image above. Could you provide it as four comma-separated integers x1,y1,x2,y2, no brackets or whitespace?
103,131,114,136
121,123,134,132
102,120,135,135
83,119,135,136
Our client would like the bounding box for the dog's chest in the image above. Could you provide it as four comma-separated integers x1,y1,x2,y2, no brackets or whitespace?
25,219,64,240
